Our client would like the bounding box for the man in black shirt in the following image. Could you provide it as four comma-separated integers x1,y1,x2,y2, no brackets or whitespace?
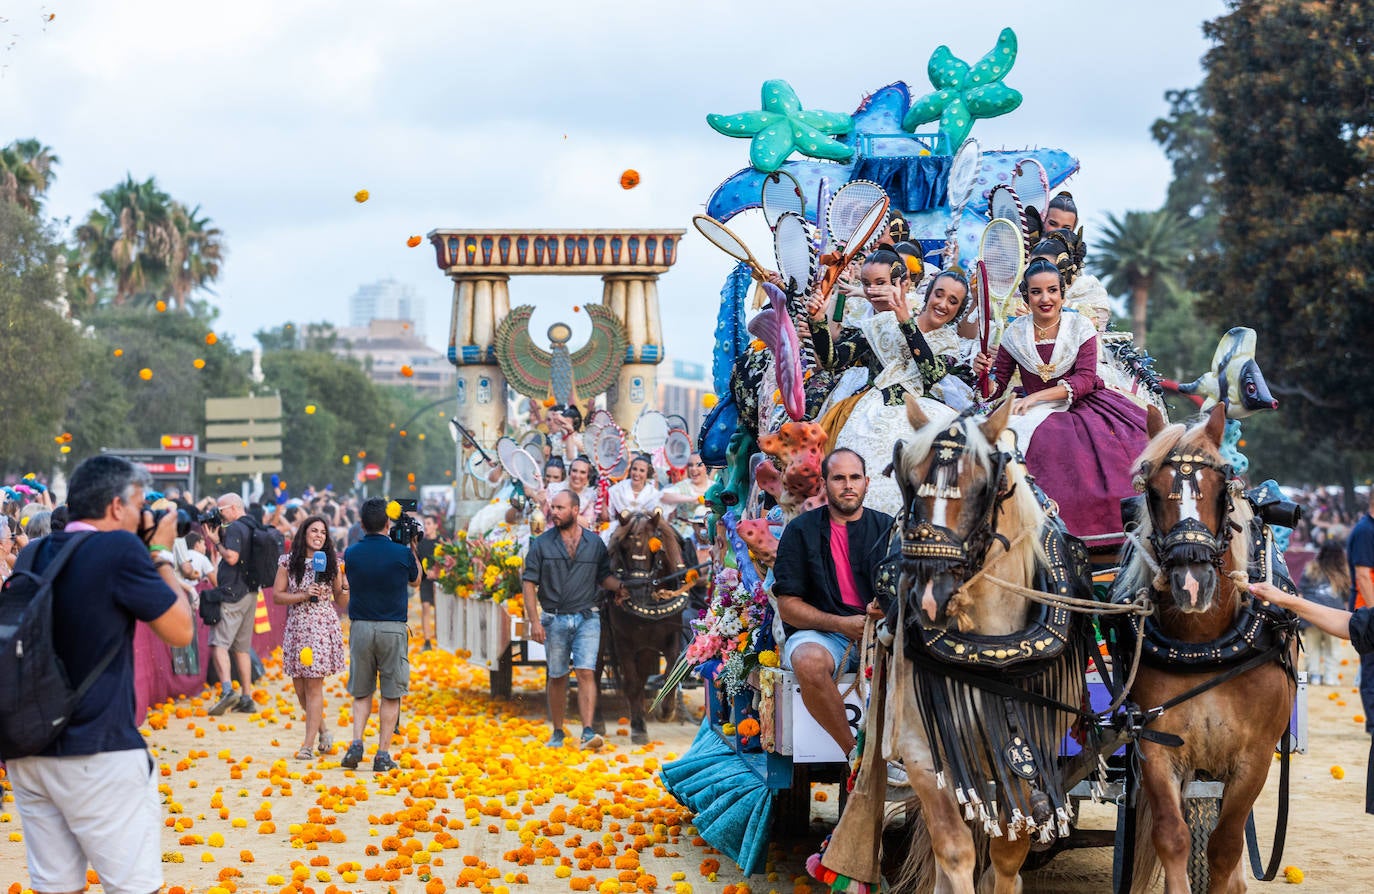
773,448,897,777
522,491,625,750
205,493,259,715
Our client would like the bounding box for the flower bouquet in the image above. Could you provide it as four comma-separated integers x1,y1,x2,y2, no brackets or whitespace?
685,565,775,698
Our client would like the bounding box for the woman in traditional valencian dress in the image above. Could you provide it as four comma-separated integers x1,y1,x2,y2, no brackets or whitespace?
972,257,1149,545
806,250,975,515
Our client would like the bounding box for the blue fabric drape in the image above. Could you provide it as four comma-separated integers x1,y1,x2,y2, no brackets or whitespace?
852,155,952,212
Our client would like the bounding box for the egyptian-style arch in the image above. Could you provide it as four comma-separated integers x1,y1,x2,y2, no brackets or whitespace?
427,228,686,447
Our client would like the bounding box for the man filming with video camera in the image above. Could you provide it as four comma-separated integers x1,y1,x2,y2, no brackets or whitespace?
339,497,420,772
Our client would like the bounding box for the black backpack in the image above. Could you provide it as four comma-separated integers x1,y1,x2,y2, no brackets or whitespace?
241,517,283,592
0,532,121,759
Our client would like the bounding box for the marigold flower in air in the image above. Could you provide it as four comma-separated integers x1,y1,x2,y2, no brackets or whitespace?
194,358,206,369
542,397,557,408
155,300,167,312
1331,765,1345,779
648,537,662,553
299,647,314,667
305,404,317,414
701,393,718,409
205,332,218,345
407,235,423,247
139,368,153,381
401,365,414,378
113,348,124,357
355,189,370,203
620,170,640,190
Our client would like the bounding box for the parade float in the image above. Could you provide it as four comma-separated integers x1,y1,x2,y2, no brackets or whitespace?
659,27,1306,893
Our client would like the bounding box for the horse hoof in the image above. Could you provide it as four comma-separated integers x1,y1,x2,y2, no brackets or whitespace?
631,730,649,746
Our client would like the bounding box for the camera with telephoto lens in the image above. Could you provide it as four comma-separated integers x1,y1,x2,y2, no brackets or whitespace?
1248,487,1303,530
389,498,422,546
197,506,223,529
147,507,194,540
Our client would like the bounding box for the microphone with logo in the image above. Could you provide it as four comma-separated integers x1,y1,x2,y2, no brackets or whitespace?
310,551,328,602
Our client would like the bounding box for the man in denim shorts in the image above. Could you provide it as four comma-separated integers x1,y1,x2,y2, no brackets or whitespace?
522,490,625,749
774,448,906,785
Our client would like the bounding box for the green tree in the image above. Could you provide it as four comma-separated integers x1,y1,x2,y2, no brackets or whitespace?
1198,0,1374,490
1092,209,1192,347
0,202,81,473
82,306,252,457
73,175,224,308
0,139,59,214
260,350,394,491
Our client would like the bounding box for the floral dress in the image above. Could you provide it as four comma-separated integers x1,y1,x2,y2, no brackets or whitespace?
278,555,346,678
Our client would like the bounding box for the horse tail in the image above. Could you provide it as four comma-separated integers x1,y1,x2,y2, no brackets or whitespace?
889,795,937,894
1129,789,1161,894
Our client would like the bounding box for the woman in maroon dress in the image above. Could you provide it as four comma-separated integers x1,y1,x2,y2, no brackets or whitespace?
973,258,1148,547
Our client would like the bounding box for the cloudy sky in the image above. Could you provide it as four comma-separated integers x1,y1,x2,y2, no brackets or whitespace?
3,0,1225,366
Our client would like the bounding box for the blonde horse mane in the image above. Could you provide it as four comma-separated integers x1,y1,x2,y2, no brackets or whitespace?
1121,416,1253,595
895,409,1048,629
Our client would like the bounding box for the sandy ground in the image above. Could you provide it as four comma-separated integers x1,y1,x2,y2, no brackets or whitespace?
2,627,1372,893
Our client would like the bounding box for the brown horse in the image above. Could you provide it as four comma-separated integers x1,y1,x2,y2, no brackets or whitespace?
878,397,1093,894
1122,404,1295,892
604,510,689,744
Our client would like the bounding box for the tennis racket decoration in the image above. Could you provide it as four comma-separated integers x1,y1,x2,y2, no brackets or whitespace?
772,210,818,372
773,211,815,298
943,137,982,265
663,428,693,473
976,258,993,399
664,413,690,432
497,437,543,494
988,184,1025,234
1012,158,1050,217
824,195,891,322
632,409,670,452
813,177,832,262
825,180,887,249
591,422,627,518
979,217,1027,338
760,170,806,229
587,408,615,430
693,214,769,281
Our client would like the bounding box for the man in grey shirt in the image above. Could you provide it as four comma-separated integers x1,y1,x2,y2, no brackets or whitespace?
522,490,624,750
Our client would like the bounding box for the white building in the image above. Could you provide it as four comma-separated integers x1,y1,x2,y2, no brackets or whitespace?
349,279,427,342
656,357,712,438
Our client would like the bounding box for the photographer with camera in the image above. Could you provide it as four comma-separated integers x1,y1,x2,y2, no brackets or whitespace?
1,455,193,894
340,497,420,772
203,494,261,716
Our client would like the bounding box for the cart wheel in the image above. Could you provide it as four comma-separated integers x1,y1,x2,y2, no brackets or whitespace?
1185,796,1220,891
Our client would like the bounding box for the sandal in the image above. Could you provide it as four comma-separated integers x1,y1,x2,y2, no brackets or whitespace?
318,730,334,754
294,746,315,761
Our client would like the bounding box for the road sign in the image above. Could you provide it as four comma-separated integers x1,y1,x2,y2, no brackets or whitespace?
205,395,283,476
134,455,193,475
363,463,382,480
160,434,197,451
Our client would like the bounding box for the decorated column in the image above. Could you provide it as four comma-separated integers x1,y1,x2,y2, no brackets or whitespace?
447,274,511,445
601,273,664,430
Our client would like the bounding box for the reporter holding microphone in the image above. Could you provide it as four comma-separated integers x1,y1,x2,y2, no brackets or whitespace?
273,514,347,761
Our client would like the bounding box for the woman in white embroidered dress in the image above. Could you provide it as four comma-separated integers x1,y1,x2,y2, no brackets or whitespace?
806,251,976,515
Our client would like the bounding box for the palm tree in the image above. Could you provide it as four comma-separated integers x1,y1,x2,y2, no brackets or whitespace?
0,139,59,213
74,175,177,306
1093,209,1192,347
168,203,224,308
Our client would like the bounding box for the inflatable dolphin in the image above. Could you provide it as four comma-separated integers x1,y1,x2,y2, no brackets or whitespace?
1179,327,1279,418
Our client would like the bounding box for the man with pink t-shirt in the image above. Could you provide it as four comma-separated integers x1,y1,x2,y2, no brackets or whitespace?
774,448,901,783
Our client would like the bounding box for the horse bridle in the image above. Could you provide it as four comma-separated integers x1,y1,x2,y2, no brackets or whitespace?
1137,450,1239,573
610,527,687,617
901,421,1015,581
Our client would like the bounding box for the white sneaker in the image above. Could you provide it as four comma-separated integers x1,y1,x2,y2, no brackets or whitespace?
886,761,910,788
